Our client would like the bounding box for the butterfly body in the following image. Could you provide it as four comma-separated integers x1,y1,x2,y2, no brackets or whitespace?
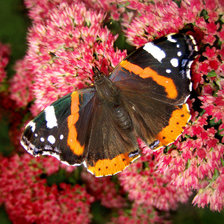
21,33,198,177
93,67,120,105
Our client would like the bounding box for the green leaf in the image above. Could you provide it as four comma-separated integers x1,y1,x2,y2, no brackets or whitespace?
207,71,217,77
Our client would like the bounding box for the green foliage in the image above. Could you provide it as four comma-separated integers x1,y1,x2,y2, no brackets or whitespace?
0,0,29,78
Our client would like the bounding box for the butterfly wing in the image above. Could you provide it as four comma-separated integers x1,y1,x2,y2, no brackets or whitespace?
110,33,197,105
118,85,191,148
21,87,140,177
85,97,140,177
21,88,96,166
109,33,197,148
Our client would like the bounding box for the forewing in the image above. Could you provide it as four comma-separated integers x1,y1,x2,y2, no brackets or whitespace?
110,33,197,105
21,88,95,166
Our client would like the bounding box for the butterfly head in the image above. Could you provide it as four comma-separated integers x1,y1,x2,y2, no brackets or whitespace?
92,66,103,82
92,66,120,104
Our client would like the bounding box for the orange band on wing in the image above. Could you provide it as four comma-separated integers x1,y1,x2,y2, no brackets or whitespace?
87,153,140,177
156,103,191,147
120,60,178,99
67,91,85,156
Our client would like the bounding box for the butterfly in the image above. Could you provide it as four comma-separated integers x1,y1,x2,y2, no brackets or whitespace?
21,33,198,177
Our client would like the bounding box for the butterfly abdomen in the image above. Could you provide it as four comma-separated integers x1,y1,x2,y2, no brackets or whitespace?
113,105,132,130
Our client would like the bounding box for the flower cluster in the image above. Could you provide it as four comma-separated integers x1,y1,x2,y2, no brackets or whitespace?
109,202,171,224
82,0,124,20
119,147,192,211
81,172,126,208
0,0,224,223
10,0,126,115
192,167,224,211
122,0,224,47
9,58,34,108
0,154,94,224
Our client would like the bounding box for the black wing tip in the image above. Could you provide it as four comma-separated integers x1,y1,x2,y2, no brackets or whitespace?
20,135,41,156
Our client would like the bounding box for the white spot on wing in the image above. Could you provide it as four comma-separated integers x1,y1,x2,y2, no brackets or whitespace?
189,82,193,92
177,51,182,57
26,121,36,132
60,134,64,140
194,45,199,52
170,58,179,67
83,161,87,168
40,150,82,167
167,34,177,43
47,135,56,144
20,139,28,151
166,69,171,73
44,145,52,150
143,42,166,63
45,106,58,129
187,60,193,69
40,137,45,142
189,35,197,47
186,69,191,79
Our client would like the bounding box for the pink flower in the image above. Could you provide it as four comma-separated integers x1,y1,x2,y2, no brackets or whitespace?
24,0,74,22
193,167,224,211
205,0,219,11
202,34,216,45
209,59,219,70
203,46,217,58
9,58,35,107
82,0,124,20
122,0,184,46
208,11,219,23
81,172,126,208
119,152,192,211
219,29,224,41
206,22,218,33
0,154,94,224
199,61,209,73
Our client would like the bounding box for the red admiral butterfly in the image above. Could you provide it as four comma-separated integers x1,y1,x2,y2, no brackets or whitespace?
21,33,198,177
